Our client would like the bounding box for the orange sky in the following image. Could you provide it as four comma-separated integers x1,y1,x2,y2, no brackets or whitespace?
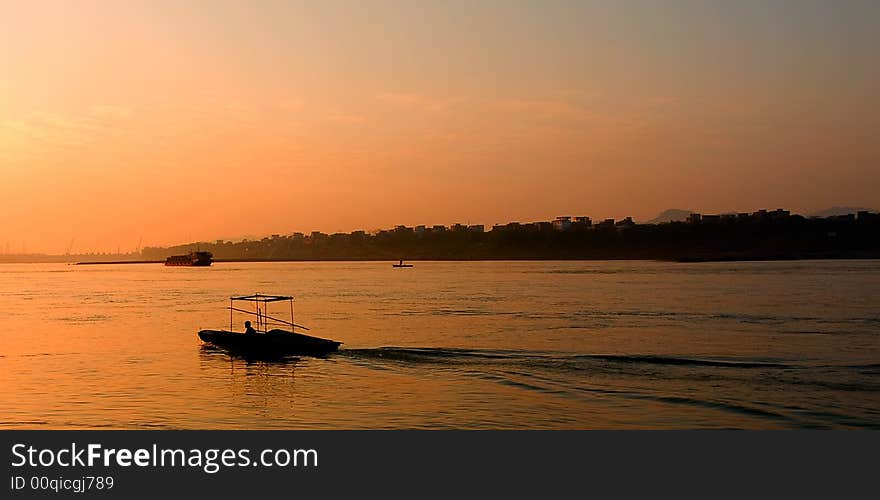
2,1,878,253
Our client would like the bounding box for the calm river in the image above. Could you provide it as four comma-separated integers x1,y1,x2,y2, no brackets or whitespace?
1,260,878,429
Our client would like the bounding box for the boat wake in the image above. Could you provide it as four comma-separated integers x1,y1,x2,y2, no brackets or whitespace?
340,347,791,369
338,346,879,429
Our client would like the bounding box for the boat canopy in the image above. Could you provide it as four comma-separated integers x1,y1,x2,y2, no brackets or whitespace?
227,293,307,333
231,294,293,302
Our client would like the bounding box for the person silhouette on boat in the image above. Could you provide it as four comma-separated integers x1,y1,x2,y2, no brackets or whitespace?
244,321,258,335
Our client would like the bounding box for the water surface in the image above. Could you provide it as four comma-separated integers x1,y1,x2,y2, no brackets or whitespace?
1,260,878,429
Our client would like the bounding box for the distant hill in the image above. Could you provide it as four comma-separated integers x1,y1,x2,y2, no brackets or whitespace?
645,209,693,224
811,206,877,218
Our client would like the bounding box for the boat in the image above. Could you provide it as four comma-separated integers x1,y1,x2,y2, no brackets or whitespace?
165,251,213,266
197,294,341,356
392,259,413,268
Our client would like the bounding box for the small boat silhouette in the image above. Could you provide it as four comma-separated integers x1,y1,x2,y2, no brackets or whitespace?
198,294,341,356
392,259,413,268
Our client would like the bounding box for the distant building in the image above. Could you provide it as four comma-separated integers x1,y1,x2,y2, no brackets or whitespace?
415,225,426,235
596,218,615,229
492,222,521,232
770,209,790,220
553,216,572,231
451,223,467,232
686,213,702,224
432,225,447,232
615,217,635,229
574,216,592,226
468,224,484,233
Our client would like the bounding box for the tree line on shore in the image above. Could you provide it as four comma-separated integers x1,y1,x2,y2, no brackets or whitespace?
137,211,880,262
3,210,877,263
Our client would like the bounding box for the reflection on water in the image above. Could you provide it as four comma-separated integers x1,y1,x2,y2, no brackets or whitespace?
199,344,303,367
1,260,879,429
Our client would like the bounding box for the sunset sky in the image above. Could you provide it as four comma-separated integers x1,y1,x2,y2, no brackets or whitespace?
2,0,878,253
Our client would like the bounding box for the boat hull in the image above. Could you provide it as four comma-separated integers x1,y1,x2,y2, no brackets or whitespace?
198,329,341,356
166,260,212,267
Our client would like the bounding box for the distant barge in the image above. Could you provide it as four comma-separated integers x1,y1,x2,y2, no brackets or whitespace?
165,251,214,267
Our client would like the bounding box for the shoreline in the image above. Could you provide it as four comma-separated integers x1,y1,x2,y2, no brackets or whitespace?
2,254,874,265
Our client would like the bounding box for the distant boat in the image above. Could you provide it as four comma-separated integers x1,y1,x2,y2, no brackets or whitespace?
165,251,213,266
198,294,341,356
392,259,413,268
